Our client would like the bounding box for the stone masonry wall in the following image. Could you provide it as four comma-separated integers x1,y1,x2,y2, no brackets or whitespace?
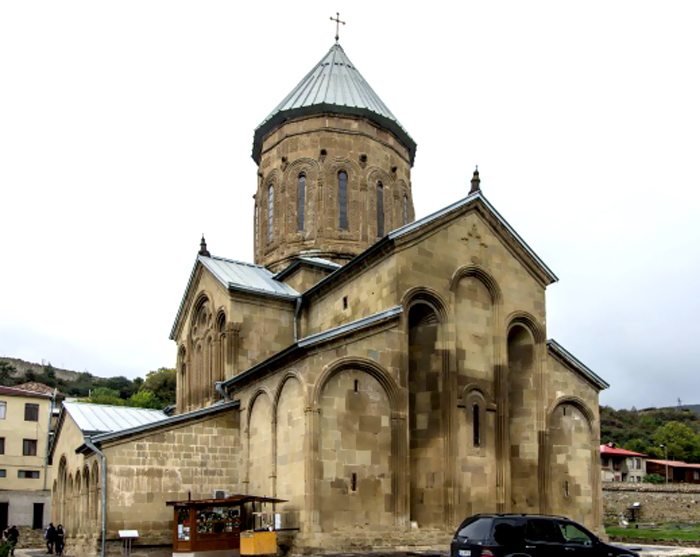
604,484,700,523
102,410,241,547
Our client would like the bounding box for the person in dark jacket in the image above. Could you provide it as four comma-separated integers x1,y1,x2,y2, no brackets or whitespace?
45,523,56,554
4,525,19,556
55,525,65,556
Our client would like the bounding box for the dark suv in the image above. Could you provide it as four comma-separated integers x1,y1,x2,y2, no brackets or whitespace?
450,514,638,557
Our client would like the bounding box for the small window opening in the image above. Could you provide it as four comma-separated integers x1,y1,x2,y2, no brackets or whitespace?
473,404,481,447
267,184,274,242
377,182,384,237
342,296,348,309
338,171,348,230
351,473,357,492
354,379,359,392
403,194,409,225
563,406,567,416
564,480,570,498
298,173,306,231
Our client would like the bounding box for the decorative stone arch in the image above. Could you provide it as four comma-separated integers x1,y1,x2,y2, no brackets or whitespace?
401,286,449,324
366,166,394,237
506,310,546,344
264,169,282,246
272,371,306,420
547,396,595,433
57,455,67,525
324,156,362,236
75,471,83,533
542,396,599,524
283,158,320,238
307,356,407,531
450,265,503,305
395,179,411,225
91,460,100,524
82,465,90,534
311,356,401,411
246,388,274,430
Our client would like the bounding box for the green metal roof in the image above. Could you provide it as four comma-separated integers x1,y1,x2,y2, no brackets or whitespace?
253,43,416,166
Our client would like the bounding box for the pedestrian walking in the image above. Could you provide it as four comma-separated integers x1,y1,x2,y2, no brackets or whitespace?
55,525,65,556
3,525,19,556
45,522,56,554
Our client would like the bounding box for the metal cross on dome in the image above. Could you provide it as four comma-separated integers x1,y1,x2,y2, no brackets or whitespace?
330,12,345,42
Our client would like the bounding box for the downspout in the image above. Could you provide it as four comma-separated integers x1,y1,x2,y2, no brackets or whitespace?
293,296,302,342
84,437,106,557
43,388,57,490
215,381,230,401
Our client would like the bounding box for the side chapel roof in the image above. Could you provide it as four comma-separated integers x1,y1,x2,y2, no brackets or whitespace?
252,43,416,165
62,401,168,435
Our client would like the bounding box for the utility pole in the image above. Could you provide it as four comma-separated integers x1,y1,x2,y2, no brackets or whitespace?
660,443,669,483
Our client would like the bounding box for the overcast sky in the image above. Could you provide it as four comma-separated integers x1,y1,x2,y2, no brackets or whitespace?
1,2,698,410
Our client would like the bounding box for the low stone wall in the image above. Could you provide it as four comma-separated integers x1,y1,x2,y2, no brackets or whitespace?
604,483,700,523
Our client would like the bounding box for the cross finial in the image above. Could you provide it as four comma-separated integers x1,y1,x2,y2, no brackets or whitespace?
330,12,345,42
199,234,210,257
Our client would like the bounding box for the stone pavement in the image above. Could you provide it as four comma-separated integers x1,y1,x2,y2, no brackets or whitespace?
617,543,700,556
12,546,700,557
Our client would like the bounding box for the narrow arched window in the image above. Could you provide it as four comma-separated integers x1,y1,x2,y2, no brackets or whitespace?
377,182,384,237
473,404,481,447
298,173,306,231
268,184,274,242
338,171,348,230
403,194,409,225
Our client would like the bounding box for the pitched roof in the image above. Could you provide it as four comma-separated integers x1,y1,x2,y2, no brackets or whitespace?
78,400,239,452
62,401,168,435
0,384,53,399
547,339,609,390
647,459,700,469
170,254,299,340
253,43,416,165
13,382,61,396
600,445,646,457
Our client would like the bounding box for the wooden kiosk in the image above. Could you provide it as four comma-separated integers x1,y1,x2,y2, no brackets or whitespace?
166,495,287,556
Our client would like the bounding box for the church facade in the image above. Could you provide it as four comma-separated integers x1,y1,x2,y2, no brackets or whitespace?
49,42,608,555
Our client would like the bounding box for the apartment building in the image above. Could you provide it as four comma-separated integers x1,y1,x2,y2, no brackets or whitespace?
0,384,56,531
600,444,647,482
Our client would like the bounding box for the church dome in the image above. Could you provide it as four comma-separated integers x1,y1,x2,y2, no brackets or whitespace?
252,43,416,166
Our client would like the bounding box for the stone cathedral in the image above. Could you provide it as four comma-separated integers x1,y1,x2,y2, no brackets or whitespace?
49,41,608,555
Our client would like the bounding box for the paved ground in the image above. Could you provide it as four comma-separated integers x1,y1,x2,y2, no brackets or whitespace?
13,546,700,557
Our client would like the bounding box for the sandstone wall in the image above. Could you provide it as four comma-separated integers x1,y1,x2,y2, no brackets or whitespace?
604,484,700,523
102,410,241,547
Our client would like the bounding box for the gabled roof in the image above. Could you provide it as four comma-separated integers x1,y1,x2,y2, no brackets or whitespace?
253,43,416,166
222,306,403,391
77,400,239,453
62,401,168,435
273,255,342,281
13,382,61,396
170,254,299,340
600,445,646,457
303,191,559,301
0,384,53,399
647,459,700,469
547,339,609,390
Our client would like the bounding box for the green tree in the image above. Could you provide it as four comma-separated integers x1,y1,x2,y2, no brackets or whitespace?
652,421,700,462
140,368,176,406
0,362,17,385
643,473,666,484
127,390,162,409
624,438,650,455
104,376,138,400
24,369,37,382
82,387,125,406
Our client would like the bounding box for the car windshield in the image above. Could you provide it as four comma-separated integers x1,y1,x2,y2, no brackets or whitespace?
557,521,596,546
457,517,492,541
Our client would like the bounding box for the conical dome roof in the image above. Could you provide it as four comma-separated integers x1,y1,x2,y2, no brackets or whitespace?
253,44,416,166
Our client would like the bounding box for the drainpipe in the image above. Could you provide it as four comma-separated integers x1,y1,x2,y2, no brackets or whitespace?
215,381,230,401
293,297,302,342
84,437,106,557
43,388,57,491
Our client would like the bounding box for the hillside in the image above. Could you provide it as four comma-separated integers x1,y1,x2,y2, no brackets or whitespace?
0,356,91,383
600,405,700,463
